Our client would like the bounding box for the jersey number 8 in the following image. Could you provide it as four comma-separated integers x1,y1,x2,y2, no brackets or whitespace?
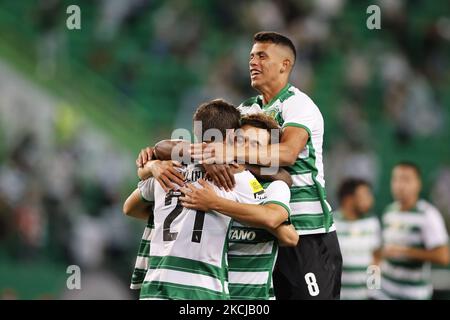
304,272,320,297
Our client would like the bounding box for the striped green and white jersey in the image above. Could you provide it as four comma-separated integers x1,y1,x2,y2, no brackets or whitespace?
228,180,291,300
335,211,381,300
377,200,449,300
238,83,333,235
140,165,267,300
130,179,156,290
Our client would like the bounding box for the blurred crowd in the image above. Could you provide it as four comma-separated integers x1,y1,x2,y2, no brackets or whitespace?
0,61,137,299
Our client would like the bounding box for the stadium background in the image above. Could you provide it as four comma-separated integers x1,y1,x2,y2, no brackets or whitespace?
0,0,449,299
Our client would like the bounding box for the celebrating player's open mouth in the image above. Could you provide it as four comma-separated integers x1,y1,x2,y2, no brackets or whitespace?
250,68,262,80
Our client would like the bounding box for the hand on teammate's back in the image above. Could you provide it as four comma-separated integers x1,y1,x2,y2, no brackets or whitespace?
180,179,217,211
203,163,237,191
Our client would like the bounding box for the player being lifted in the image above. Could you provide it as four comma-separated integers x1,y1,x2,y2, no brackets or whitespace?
123,100,298,299
137,31,342,299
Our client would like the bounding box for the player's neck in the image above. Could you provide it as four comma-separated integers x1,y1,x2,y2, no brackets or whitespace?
340,205,360,221
399,197,418,211
259,81,289,105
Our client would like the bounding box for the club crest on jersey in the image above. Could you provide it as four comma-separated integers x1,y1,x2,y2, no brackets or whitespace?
264,107,279,120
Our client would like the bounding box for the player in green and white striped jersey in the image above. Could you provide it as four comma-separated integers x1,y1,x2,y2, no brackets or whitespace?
126,168,297,300
237,87,332,235
123,179,156,289
130,215,153,289
181,178,297,300
334,179,381,300
127,163,296,300
225,115,296,300
232,32,341,299
180,114,298,300
123,100,243,299
125,100,297,299
375,162,449,300
142,166,255,300
136,33,342,299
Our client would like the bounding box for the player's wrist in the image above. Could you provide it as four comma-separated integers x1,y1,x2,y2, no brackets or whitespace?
210,195,225,212
138,160,159,179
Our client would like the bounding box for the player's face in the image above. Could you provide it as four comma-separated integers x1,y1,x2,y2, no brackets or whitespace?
391,166,421,202
236,125,270,149
249,42,284,90
353,185,374,215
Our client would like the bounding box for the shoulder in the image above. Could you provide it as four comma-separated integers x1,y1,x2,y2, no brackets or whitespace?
282,86,320,112
226,170,262,201
138,177,155,193
381,202,398,221
362,214,381,227
264,180,290,199
265,180,289,191
418,199,443,219
237,96,263,116
263,181,291,214
240,96,260,108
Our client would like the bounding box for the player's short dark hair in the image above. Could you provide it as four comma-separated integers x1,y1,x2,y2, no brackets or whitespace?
193,99,241,142
338,178,371,204
240,113,281,143
394,161,422,179
254,31,296,62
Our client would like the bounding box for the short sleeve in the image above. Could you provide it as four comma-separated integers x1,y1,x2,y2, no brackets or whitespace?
263,180,291,218
281,94,319,137
422,206,449,249
137,178,156,202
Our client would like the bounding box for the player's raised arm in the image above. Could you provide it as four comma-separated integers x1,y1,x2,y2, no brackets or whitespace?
135,139,188,190
191,126,308,167
180,179,298,246
138,160,185,191
136,139,189,168
136,139,236,191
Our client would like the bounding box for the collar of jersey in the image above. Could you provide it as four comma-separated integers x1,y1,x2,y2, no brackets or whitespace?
259,83,292,110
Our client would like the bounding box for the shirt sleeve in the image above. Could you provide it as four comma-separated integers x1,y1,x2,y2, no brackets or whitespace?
137,178,156,202
263,180,291,218
422,206,449,249
281,94,320,137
